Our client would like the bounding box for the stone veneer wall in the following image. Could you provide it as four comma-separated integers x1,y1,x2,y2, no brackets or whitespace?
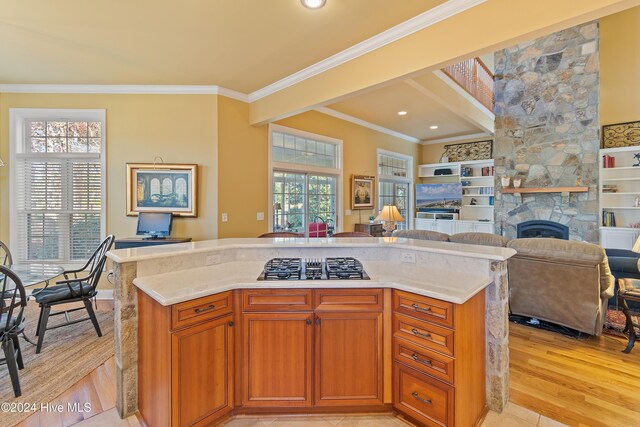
493,22,600,242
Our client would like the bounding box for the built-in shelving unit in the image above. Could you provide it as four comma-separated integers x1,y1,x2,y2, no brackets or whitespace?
417,159,495,233
599,146,640,249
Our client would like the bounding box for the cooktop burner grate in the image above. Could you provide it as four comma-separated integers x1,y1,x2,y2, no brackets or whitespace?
325,257,366,280
262,257,302,280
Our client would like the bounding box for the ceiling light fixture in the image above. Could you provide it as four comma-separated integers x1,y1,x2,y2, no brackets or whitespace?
301,0,326,9
397,111,407,116
430,125,439,130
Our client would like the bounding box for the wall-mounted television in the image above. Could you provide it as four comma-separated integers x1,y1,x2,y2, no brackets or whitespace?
416,183,462,212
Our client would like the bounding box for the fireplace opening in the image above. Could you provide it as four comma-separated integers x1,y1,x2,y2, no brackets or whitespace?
517,220,569,240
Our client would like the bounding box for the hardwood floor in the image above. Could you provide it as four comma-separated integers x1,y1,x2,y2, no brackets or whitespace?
13,322,640,427
509,323,640,427
15,357,116,427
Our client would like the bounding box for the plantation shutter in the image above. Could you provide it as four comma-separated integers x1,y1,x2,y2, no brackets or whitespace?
12,116,104,265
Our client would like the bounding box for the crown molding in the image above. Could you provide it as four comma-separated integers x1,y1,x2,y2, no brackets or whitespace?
0,84,249,101
248,0,486,102
420,132,492,145
316,107,420,143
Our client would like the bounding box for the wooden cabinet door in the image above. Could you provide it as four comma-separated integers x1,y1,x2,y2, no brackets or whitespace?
171,314,233,427
243,312,314,407
314,312,383,406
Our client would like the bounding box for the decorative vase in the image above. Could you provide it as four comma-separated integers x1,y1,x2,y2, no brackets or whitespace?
501,176,511,187
513,178,522,188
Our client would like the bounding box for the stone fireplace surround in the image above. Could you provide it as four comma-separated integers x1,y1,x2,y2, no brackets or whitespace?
493,21,600,243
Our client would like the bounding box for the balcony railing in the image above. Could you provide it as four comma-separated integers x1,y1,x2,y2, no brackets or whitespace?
442,57,494,112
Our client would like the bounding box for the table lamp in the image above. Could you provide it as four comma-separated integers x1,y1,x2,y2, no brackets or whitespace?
375,204,404,237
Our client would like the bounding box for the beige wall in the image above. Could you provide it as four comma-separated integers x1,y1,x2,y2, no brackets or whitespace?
600,6,640,126
217,96,269,238
216,97,420,236
0,93,219,245
276,110,419,233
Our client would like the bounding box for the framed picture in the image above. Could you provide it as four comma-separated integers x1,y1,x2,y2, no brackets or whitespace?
126,163,198,216
351,175,375,210
441,140,493,162
602,120,640,148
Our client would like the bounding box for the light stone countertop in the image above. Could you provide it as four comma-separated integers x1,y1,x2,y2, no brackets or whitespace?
133,259,494,306
107,237,515,263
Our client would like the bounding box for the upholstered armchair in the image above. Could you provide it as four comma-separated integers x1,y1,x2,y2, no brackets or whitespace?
507,238,615,336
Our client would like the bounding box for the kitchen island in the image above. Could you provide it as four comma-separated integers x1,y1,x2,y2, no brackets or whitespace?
106,237,515,426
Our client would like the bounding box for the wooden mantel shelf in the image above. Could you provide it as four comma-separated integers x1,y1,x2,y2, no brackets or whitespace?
501,186,588,194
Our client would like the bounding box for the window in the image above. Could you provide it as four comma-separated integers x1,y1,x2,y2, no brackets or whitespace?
377,150,413,230
10,109,106,265
269,125,342,237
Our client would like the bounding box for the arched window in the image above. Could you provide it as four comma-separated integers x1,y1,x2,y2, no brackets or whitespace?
150,178,160,195
162,178,172,195
175,178,187,202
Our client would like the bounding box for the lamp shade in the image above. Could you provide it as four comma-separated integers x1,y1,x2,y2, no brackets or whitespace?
375,205,404,222
633,234,640,253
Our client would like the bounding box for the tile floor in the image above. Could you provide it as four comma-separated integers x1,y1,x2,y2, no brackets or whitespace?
73,403,569,427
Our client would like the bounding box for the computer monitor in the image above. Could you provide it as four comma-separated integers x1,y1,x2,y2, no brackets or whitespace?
136,212,173,239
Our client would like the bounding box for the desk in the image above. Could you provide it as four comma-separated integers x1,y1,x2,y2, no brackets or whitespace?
114,237,192,250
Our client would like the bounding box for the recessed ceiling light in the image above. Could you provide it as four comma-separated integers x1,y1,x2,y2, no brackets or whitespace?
430,125,439,130
397,111,407,116
301,0,326,9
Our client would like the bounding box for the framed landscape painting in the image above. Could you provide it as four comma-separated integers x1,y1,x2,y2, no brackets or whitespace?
126,163,198,216
351,175,375,210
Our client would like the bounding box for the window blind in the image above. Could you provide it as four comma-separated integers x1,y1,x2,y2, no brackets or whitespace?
13,117,104,264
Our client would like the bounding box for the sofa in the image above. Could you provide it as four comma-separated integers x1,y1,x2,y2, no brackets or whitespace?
506,238,615,336
393,229,450,242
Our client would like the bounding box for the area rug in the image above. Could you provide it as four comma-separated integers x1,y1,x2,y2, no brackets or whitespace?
0,301,114,426
603,307,640,338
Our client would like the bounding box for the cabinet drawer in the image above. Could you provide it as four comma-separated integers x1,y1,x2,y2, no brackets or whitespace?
314,288,383,312
393,313,454,357
171,291,232,330
393,290,454,328
394,362,454,427
242,289,313,311
393,337,454,384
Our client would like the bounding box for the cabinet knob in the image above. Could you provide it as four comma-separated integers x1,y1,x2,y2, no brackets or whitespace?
316,318,321,325
228,321,234,327
305,319,312,325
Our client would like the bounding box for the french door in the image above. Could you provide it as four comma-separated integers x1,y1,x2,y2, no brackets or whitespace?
272,172,337,237
378,181,410,230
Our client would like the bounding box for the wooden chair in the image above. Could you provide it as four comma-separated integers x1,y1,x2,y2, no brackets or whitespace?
0,240,12,267
331,231,373,237
33,235,114,354
0,266,27,397
258,232,304,238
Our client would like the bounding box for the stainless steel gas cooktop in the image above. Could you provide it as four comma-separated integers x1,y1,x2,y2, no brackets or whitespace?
257,257,370,281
